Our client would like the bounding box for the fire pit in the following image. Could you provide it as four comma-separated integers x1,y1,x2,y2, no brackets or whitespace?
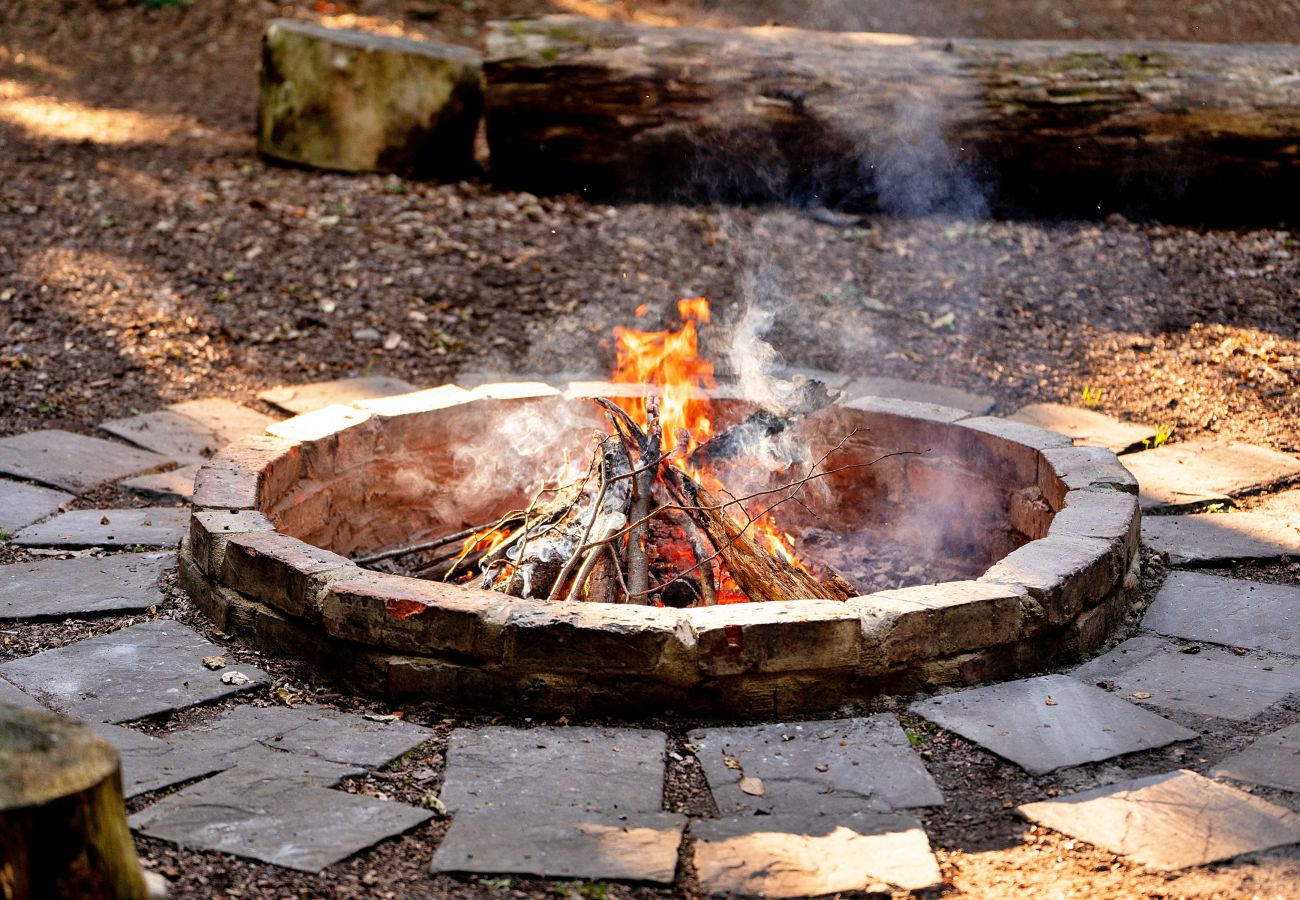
180,375,1139,718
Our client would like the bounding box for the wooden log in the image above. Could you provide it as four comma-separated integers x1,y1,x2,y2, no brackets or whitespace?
485,16,1300,215
0,703,151,900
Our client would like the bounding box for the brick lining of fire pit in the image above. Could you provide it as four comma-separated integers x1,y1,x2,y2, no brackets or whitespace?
178,382,1140,718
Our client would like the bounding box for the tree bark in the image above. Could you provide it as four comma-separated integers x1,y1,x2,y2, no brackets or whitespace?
0,704,150,900
484,16,1300,216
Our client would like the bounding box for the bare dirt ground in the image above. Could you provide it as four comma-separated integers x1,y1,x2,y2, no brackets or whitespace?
2,1,1299,898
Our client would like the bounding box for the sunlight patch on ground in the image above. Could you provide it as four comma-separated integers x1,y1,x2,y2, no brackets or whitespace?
0,79,225,147
552,0,681,26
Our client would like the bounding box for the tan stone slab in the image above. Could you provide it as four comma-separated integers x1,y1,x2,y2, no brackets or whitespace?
1258,487,1300,518
1019,770,1300,870
1010,403,1157,454
101,399,275,462
259,376,419,415
1120,439,1300,510
1142,512,1300,566
0,430,171,493
692,813,942,896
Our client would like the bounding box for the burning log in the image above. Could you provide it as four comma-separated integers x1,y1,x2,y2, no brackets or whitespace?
485,16,1300,215
689,377,838,470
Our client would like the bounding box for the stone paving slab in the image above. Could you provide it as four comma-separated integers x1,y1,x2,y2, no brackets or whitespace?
839,376,994,414
1213,723,1300,793
440,726,666,815
430,810,686,883
131,745,423,873
101,400,275,462
0,429,172,493
0,619,268,723
909,674,1196,775
0,551,170,620
1119,439,1300,510
687,715,943,816
1142,512,1300,566
691,813,943,896
1143,572,1300,656
118,463,200,502
1073,636,1300,722
1009,403,1156,454
1019,769,1300,870
0,676,40,708
13,507,188,548
0,478,72,534
1258,487,1300,517
94,724,233,799
260,376,419,415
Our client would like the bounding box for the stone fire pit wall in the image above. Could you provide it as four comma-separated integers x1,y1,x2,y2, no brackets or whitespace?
179,382,1141,719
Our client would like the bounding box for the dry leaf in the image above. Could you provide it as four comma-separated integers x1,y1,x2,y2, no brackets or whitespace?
815,763,829,773
723,755,743,770
100,515,111,525
220,671,251,686
201,655,226,670
739,776,765,796
1130,691,1152,700
364,713,400,723
1044,695,1057,706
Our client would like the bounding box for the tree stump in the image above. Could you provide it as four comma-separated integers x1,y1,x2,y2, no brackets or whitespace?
484,15,1300,216
0,703,150,900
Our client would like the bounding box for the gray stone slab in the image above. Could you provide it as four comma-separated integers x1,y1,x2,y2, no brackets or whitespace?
1073,636,1300,722
131,745,422,873
101,400,276,462
94,724,233,799
0,619,268,723
0,478,72,534
0,552,170,620
430,810,685,882
118,463,199,502
1143,572,1300,655
1142,512,1300,566
1009,403,1157,454
840,376,994,415
1213,723,1300,793
692,813,943,896
1019,769,1300,870
909,674,1196,775
687,715,943,817
0,429,172,493
259,376,418,415
0,676,40,709
441,726,666,815
13,507,188,548
1120,439,1300,510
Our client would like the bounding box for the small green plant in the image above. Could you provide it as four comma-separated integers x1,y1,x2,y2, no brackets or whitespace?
1080,384,1104,408
479,877,513,892
1142,423,1175,450
0,529,12,542
37,399,53,414
143,0,190,9
904,726,925,748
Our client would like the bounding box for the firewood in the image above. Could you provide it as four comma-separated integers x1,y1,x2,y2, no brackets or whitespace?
689,377,838,469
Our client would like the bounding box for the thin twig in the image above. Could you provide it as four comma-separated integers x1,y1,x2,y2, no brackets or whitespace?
351,521,507,567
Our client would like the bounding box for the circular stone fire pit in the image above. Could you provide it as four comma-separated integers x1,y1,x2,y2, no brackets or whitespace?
179,381,1140,718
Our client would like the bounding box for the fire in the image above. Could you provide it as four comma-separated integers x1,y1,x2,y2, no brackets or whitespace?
611,298,806,578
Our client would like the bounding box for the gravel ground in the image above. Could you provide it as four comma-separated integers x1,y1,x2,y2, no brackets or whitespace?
2,1,1300,898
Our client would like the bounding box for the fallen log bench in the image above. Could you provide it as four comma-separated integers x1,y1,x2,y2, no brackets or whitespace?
483,16,1300,216
0,703,152,899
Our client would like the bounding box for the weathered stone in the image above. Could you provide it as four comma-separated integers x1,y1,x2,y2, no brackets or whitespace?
1143,572,1300,655
265,404,371,444
688,715,943,816
0,478,72,534
187,509,276,575
687,601,861,677
94,724,233,799
1010,403,1157,454
220,531,351,617
0,677,39,708
119,463,200,502
981,533,1122,626
1048,489,1141,557
1019,769,1300,870
910,674,1196,775
192,434,301,510
840,377,994,415
430,809,685,882
953,416,1072,489
1257,487,1300,517
261,376,421,415
0,620,268,723
0,552,170,620
1213,723,1300,793
0,429,171,493
259,18,482,177
14,507,188,549
1143,512,1300,565
130,745,425,873
1120,438,1300,510
101,401,275,463
1039,445,1139,510
441,726,666,815
692,813,943,896
854,581,1028,664
1073,636,1300,721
